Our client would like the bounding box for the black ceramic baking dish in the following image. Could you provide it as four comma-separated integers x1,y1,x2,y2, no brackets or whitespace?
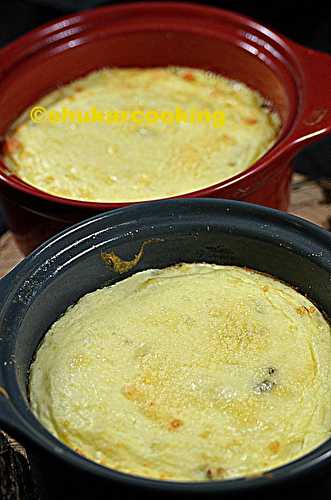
0,198,331,500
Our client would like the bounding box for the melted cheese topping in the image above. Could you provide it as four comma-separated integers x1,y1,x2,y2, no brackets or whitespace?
4,68,280,202
29,264,331,481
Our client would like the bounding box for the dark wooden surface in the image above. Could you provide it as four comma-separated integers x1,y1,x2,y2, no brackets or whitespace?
0,173,330,498
0,433,36,499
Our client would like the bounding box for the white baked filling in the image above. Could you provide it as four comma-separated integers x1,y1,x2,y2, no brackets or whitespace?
4,68,280,202
29,264,331,481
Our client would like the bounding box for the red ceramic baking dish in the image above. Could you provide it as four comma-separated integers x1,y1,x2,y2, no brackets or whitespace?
0,2,330,254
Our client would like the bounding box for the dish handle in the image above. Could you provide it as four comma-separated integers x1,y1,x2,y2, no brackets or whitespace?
0,383,17,435
0,274,27,440
0,368,29,446
286,44,331,150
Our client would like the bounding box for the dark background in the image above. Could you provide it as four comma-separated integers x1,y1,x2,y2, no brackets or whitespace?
0,0,330,233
